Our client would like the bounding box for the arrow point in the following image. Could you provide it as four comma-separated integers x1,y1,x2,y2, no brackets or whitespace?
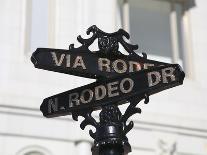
31,54,37,65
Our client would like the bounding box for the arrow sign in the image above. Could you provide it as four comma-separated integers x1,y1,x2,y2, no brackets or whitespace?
31,48,168,79
40,64,185,118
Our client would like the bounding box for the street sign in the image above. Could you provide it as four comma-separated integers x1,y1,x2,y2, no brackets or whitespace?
40,64,184,118
32,25,185,154
31,48,168,79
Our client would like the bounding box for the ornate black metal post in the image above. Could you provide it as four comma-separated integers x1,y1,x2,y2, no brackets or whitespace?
94,106,125,155
72,96,149,155
31,25,185,155
92,105,129,155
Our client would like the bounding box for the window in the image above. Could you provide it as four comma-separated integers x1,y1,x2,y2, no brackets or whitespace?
24,0,55,55
30,0,49,52
119,0,184,64
16,145,51,155
25,151,44,155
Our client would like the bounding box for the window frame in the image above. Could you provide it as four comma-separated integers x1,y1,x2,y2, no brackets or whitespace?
16,145,52,155
23,0,56,58
120,0,194,78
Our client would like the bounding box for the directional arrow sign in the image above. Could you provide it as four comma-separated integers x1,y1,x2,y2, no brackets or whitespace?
31,48,168,79
40,64,185,118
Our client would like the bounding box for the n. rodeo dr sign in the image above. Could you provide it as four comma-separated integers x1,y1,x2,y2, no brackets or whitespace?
40,64,184,117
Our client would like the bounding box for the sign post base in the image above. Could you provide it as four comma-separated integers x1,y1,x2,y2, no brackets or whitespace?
91,105,132,155
75,96,148,155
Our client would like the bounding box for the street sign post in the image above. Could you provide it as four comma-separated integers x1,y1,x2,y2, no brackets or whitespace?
31,25,185,155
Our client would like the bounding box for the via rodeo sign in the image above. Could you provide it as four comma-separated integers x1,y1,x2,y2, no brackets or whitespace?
31,25,185,118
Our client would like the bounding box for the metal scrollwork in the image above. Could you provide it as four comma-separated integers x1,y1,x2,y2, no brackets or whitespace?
98,36,118,54
71,94,149,155
69,25,140,56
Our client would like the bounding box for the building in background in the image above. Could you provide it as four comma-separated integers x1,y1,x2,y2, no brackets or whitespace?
0,0,207,155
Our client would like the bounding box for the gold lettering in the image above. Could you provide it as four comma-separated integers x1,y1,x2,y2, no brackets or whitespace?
107,81,119,97
98,58,111,72
112,59,127,73
162,67,175,83
129,61,141,72
66,54,71,67
120,78,134,93
48,98,58,113
144,63,154,69
80,89,93,104
73,56,86,69
69,93,80,107
95,85,107,100
51,52,65,66
147,71,161,87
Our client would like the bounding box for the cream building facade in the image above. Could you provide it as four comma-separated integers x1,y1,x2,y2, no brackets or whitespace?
1,0,207,155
